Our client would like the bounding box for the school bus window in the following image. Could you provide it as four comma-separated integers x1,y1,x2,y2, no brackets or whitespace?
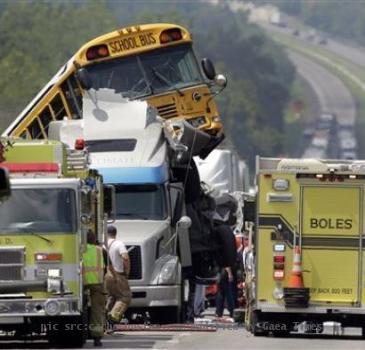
83,43,203,98
39,106,54,135
177,50,201,82
61,75,82,119
50,93,67,121
19,130,27,139
28,118,43,139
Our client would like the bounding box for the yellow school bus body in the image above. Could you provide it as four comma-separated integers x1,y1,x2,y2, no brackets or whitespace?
3,23,222,140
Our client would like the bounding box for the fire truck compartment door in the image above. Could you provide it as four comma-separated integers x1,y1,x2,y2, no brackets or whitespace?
300,185,362,305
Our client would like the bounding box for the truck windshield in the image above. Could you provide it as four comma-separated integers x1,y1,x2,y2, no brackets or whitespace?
84,44,203,99
115,184,167,220
0,188,77,233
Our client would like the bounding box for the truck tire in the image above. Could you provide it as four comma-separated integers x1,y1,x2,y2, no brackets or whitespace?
250,311,268,337
150,282,187,324
272,326,291,337
149,306,179,324
48,308,88,348
304,321,323,334
179,278,190,323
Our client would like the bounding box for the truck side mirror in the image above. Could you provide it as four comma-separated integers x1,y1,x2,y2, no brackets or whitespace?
76,68,92,90
169,183,184,226
201,58,216,80
81,186,92,215
0,168,10,199
177,216,192,230
103,184,116,222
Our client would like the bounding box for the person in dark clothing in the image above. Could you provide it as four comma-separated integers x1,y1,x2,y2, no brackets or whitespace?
214,224,237,318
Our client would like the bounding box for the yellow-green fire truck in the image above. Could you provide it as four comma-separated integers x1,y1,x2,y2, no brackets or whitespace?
0,139,113,347
246,157,365,336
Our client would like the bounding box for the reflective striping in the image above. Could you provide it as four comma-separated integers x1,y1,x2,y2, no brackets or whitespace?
259,214,362,249
82,245,103,284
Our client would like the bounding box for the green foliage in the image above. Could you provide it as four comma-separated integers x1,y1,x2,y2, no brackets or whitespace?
0,0,294,167
105,1,295,164
273,0,365,46
0,0,117,128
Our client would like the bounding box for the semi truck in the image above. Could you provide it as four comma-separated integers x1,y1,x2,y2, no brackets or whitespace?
246,157,365,336
0,139,113,347
88,123,193,323
48,95,200,323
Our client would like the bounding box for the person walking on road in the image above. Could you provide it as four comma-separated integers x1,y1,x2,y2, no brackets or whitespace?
214,224,237,318
105,225,132,324
83,231,106,347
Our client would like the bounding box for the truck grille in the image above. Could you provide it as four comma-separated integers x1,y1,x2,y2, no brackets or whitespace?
0,247,25,281
156,103,178,119
126,245,142,280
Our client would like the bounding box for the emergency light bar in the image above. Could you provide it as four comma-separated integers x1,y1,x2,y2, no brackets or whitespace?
86,44,110,60
160,28,182,44
35,253,63,262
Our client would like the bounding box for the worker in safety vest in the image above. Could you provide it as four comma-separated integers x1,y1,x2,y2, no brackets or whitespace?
83,231,105,347
105,225,131,324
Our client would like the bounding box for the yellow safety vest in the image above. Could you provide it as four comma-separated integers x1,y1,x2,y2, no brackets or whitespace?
83,244,104,285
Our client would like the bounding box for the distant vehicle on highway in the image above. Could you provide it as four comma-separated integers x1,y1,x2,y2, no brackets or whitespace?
306,29,317,41
311,136,328,149
317,113,338,135
317,36,328,45
302,146,326,159
303,125,315,138
340,137,357,150
341,150,357,160
269,12,286,28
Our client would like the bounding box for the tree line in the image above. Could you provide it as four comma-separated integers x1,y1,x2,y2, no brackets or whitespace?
270,0,365,47
0,0,295,167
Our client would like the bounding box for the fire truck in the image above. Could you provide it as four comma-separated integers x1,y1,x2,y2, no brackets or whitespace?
246,157,365,336
0,139,114,347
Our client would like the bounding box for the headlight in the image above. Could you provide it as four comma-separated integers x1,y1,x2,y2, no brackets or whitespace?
273,287,284,300
188,117,206,128
44,299,61,316
273,179,289,191
158,257,179,285
47,278,62,293
150,256,180,285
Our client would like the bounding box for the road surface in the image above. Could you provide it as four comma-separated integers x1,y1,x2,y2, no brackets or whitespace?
1,326,364,349
288,50,356,126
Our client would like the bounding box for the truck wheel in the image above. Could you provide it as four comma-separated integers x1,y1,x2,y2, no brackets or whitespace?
48,313,88,347
150,306,180,324
304,321,323,334
150,280,189,324
272,326,291,337
250,311,268,337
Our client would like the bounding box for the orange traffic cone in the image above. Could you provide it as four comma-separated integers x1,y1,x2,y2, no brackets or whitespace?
287,246,304,288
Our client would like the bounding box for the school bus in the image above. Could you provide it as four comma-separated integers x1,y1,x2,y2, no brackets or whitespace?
3,23,226,144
